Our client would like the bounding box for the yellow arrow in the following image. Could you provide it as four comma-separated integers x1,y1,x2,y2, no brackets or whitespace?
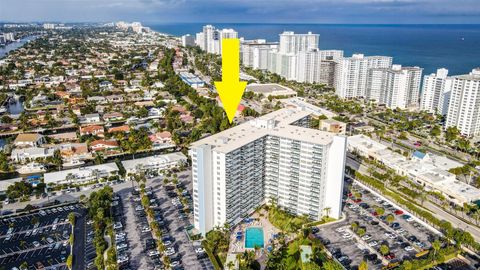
214,38,247,123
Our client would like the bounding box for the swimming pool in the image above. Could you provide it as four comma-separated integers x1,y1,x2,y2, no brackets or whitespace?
245,227,264,249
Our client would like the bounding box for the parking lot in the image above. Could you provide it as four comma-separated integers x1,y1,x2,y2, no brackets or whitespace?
0,203,85,270
315,178,442,269
150,174,214,270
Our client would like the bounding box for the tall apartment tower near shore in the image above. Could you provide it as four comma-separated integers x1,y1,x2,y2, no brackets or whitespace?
335,54,393,99
189,108,347,235
366,65,423,109
278,31,320,54
181,34,195,47
446,68,480,137
420,68,452,115
195,25,238,54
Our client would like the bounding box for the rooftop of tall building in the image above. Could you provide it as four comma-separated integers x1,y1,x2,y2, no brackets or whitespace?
190,108,339,153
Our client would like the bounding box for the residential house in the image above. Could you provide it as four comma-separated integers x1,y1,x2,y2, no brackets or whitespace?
11,147,55,162
149,131,175,149
80,125,105,137
48,132,78,142
108,125,130,133
83,113,101,124
90,139,119,152
103,112,123,122
148,107,165,117
13,133,45,148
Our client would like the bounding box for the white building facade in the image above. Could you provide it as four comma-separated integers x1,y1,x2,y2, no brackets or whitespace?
446,68,480,137
420,68,452,115
181,34,195,47
366,65,423,109
190,108,347,235
335,54,393,99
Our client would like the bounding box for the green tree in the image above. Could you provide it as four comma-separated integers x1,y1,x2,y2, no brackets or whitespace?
66,254,73,270
445,126,459,142
386,214,395,224
359,260,368,270
379,244,389,256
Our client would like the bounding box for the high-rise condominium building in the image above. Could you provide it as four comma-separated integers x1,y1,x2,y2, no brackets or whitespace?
279,31,319,54
181,34,195,47
190,108,347,235
420,68,452,115
320,50,344,61
195,32,204,49
446,68,480,137
366,65,423,109
335,54,393,99
267,51,298,81
241,39,278,70
195,25,238,54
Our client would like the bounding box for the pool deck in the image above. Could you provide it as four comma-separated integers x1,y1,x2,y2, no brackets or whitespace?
227,209,282,267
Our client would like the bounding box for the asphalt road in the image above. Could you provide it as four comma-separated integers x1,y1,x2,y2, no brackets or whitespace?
72,208,87,270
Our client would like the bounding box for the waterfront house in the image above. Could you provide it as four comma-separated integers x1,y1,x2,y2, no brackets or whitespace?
80,125,104,137
14,133,45,148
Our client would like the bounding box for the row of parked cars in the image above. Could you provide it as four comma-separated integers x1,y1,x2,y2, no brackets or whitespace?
133,187,182,270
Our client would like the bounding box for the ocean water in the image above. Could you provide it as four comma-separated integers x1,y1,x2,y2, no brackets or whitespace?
147,23,480,76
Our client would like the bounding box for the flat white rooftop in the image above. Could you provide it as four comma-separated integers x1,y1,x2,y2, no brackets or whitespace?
281,97,337,118
122,152,187,171
191,108,338,153
246,83,296,96
44,162,119,183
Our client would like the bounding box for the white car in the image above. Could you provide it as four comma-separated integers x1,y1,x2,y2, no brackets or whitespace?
116,243,128,250
149,250,160,256
361,235,371,241
33,241,41,247
404,245,415,252
165,250,175,256
117,255,129,264
39,210,46,216
170,261,180,267
342,233,352,239
335,227,346,233
164,240,172,246
141,227,151,233
368,241,378,247
114,222,123,229
195,247,205,253
406,217,414,222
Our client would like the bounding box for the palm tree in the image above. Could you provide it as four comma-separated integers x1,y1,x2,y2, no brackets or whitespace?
386,214,395,225
432,239,441,259
359,260,368,270
323,207,331,219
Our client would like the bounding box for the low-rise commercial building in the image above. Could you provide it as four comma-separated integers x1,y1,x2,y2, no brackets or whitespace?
347,135,480,205
122,152,187,175
245,83,296,98
44,163,119,185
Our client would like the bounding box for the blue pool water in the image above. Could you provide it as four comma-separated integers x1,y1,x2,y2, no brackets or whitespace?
245,227,264,249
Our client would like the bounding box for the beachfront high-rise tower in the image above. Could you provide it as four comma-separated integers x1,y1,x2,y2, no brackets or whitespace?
189,108,347,235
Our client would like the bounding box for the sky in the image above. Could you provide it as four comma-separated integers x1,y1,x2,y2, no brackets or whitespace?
1,0,480,24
